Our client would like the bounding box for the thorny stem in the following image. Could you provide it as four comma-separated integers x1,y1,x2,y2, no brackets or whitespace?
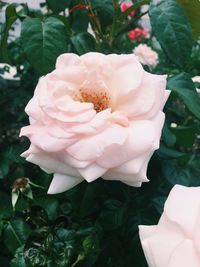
83,0,106,48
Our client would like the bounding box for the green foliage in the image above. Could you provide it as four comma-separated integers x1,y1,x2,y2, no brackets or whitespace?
21,17,69,74
0,4,18,63
176,0,200,40
46,0,71,13
71,33,96,55
168,72,200,119
149,0,192,68
0,0,200,266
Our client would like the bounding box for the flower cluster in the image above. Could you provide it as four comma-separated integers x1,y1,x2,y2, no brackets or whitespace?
128,27,149,41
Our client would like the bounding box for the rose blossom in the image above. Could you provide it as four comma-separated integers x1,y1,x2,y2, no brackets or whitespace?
20,52,170,194
139,185,200,267
120,1,135,17
133,44,158,68
128,27,149,41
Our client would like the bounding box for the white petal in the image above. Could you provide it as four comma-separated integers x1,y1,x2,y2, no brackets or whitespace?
78,163,107,182
48,173,83,194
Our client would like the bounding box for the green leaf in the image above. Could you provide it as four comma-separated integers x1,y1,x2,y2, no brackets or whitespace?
4,219,30,254
35,197,59,220
46,0,71,13
176,0,200,40
10,246,26,267
168,72,200,119
152,196,167,214
0,192,12,219
149,0,192,67
91,0,114,30
157,144,185,159
71,32,96,55
21,17,68,74
162,123,176,147
0,76,8,90
171,125,197,148
98,200,126,230
0,4,18,63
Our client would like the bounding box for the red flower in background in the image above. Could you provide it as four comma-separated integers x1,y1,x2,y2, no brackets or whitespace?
120,1,135,17
128,27,149,41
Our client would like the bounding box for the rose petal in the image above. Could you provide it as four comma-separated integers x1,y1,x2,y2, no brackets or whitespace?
77,163,107,182
48,173,83,194
67,124,127,161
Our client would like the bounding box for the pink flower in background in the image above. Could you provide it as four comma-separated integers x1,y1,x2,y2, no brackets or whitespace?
120,1,135,17
139,185,200,267
128,27,149,41
134,44,158,68
20,52,169,194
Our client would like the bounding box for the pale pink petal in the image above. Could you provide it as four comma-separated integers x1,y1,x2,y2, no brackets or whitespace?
56,53,81,69
109,55,144,100
97,118,161,168
67,125,127,161
139,226,157,267
48,173,83,194
77,163,107,182
20,125,75,152
24,152,80,177
164,185,200,237
117,73,167,119
169,240,200,267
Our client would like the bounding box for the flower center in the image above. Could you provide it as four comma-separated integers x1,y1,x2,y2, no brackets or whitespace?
75,89,110,113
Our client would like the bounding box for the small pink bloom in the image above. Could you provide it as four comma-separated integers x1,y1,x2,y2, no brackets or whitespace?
133,44,158,68
128,27,149,41
139,185,200,267
20,52,169,194
120,1,135,17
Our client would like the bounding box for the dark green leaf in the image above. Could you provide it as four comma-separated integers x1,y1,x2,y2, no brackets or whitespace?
21,17,68,74
149,0,192,67
98,200,126,230
46,0,71,13
157,144,185,159
0,5,18,63
35,197,59,220
10,246,26,267
91,0,114,30
162,123,176,147
4,219,30,254
71,32,96,55
152,196,167,214
171,125,197,147
168,72,200,119
0,76,8,90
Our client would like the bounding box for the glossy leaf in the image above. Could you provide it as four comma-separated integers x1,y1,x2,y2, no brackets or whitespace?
4,219,30,254
46,0,71,13
149,0,192,67
0,5,18,63
71,32,96,55
168,72,200,119
21,17,68,74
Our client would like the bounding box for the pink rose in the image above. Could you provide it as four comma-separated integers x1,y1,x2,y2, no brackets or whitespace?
20,52,169,194
133,44,158,68
120,1,135,17
139,185,200,267
128,27,149,41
